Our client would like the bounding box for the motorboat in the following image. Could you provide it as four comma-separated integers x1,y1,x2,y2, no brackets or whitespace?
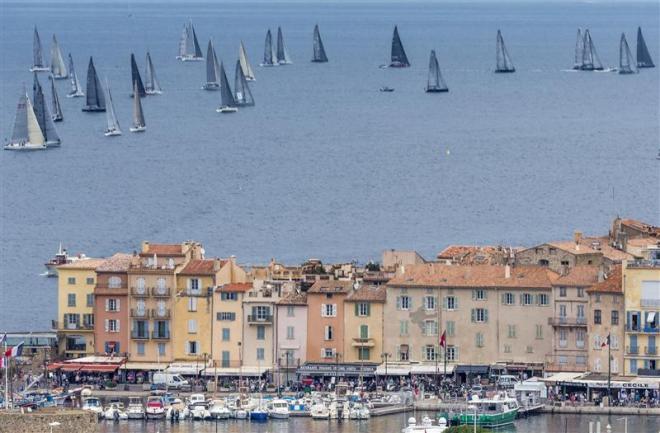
44,244,88,277
126,397,145,420
216,106,238,114
402,416,448,433
249,404,268,422
81,397,103,416
209,399,231,419
165,398,188,420
190,405,212,420
103,402,128,421
310,402,329,419
187,393,208,408
145,396,166,419
267,398,290,419
349,402,370,419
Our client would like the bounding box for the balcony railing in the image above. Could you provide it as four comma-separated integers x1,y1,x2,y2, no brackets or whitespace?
151,331,170,340
130,287,149,297
640,298,660,307
548,317,587,327
151,309,171,319
626,325,659,333
351,338,375,347
131,331,150,340
247,315,273,324
644,346,657,355
65,343,87,352
130,309,148,318
151,287,171,297
627,260,660,269
627,345,639,355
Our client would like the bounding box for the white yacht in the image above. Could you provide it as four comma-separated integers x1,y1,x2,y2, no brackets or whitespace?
126,397,145,419
402,416,448,433
81,397,103,416
267,399,290,419
209,399,231,419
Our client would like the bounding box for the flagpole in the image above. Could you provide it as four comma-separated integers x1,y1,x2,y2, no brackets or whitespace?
607,333,611,407
4,338,8,410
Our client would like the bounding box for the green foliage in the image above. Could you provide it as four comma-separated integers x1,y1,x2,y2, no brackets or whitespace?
444,425,491,433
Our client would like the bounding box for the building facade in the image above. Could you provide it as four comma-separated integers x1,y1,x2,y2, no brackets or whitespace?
343,285,385,365
241,280,281,372
306,280,354,363
275,291,307,383
94,253,132,356
212,282,250,371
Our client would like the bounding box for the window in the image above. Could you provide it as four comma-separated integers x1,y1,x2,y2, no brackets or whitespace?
611,334,619,349
549,247,557,255
445,296,457,311
559,355,568,365
86,294,94,307
475,332,484,348
257,325,265,340
446,321,455,337
86,277,94,285
538,294,549,306
522,293,533,306
221,292,238,301
358,347,370,360
156,278,166,291
539,259,549,267
217,312,236,321
471,308,488,323
108,298,118,312
424,320,438,336
559,304,567,319
508,325,517,338
222,328,230,341
188,341,198,355
424,296,436,311
576,355,586,365
594,309,602,325
503,293,515,305
474,289,486,301
324,325,333,340
67,294,76,307
321,304,337,317
576,329,585,348
109,276,122,288
286,326,295,340
83,314,94,328
221,351,230,368
158,343,166,356
357,302,370,317
535,324,543,339
323,348,335,359
360,325,369,339
577,305,585,321
397,295,411,310
287,305,295,317
577,287,584,298
136,277,146,292
593,334,601,349
504,344,511,353
595,294,601,303
67,277,76,285
611,310,619,326
399,320,409,336
526,346,533,353
188,297,197,312
188,278,200,294
630,359,638,374
137,342,145,356
446,346,457,362
559,287,567,297
108,319,118,332
253,305,271,320
188,319,197,334
559,329,568,347
560,260,569,266
398,344,409,361
424,345,437,361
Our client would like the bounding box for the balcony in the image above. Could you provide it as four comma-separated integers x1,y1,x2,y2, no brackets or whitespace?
131,331,150,340
644,346,657,355
247,315,273,325
151,287,171,297
640,298,660,308
626,345,639,355
130,287,149,297
626,325,659,334
95,285,127,295
65,343,87,352
351,338,375,347
151,331,170,340
627,260,660,269
548,317,587,327
151,309,171,319
130,308,148,318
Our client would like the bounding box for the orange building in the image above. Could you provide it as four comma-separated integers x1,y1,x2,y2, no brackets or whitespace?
94,253,133,355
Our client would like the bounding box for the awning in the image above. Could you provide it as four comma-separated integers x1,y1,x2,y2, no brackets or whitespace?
411,364,455,375
165,362,213,376
297,363,377,377
540,372,586,383
202,366,270,377
375,365,410,376
78,364,120,373
120,362,165,371
455,365,489,375
63,355,125,364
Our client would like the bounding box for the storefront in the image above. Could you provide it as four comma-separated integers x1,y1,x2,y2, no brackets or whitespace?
455,364,490,384
297,362,377,379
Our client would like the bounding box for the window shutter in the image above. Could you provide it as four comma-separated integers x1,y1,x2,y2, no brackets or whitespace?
321,304,326,317
455,297,458,309
501,293,506,304
117,299,120,311
321,348,325,358
116,320,120,332
104,319,109,332
366,303,370,316
355,303,359,316
519,294,524,305
105,299,109,312
483,290,487,300
442,297,447,310
471,309,475,323
395,345,400,360
333,305,337,317
484,309,489,323
408,297,412,310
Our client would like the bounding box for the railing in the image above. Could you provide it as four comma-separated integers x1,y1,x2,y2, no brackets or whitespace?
352,338,375,347
131,331,150,340
627,345,639,355
644,346,657,355
130,308,148,318
627,260,660,269
247,315,273,324
151,309,171,319
151,331,170,339
130,287,149,297
640,298,660,307
548,317,587,326
151,287,171,297
626,325,660,333
65,343,87,351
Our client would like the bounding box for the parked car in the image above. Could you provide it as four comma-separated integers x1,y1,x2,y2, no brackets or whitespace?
497,375,519,388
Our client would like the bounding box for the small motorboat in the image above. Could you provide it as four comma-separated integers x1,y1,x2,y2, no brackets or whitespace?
216,106,238,114
81,397,103,416
310,402,330,419
267,398,290,419
402,416,448,433
209,399,231,419
379,86,395,92
103,402,128,421
126,397,145,420
145,396,166,419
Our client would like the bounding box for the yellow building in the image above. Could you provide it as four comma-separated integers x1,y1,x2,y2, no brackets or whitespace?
622,254,660,376
343,285,386,365
57,259,106,358
212,282,251,372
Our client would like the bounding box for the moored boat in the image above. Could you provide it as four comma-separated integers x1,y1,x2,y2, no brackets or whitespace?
145,396,166,419
267,398,290,419
438,395,519,428
402,416,448,433
126,397,145,420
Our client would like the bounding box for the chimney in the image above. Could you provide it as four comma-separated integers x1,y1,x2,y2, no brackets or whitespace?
574,231,582,251
141,241,150,253
597,264,605,283
505,264,511,279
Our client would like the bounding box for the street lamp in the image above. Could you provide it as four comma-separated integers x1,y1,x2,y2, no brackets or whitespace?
335,352,342,389
380,352,391,381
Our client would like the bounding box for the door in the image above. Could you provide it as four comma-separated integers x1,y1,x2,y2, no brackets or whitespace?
222,351,230,368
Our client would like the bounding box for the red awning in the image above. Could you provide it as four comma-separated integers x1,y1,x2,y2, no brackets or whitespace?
78,364,120,373
60,364,83,372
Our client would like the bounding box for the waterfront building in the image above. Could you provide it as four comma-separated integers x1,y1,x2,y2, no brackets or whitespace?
382,250,426,272
587,265,624,375
94,253,132,356
212,282,251,373
343,285,385,367
622,248,660,376
545,266,600,373
57,258,106,358
610,218,660,251
275,290,307,383
241,279,283,374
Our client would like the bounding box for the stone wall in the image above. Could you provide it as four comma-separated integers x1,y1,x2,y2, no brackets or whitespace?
0,409,97,433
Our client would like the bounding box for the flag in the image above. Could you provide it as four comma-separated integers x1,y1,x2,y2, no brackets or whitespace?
0,357,5,369
4,342,23,358
0,334,5,346
601,334,610,348
439,330,447,349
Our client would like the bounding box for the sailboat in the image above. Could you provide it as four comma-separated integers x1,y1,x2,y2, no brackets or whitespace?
234,59,255,106
32,73,61,147
216,62,238,113
425,50,448,93
66,54,85,98
177,20,203,61
311,24,328,63
636,27,655,68
49,76,63,122
104,79,121,136
276,27,292,64
144,52,162,94
4,90,47,151
130,53,146,98
50,35,68,79
129,82,146,132
572,28,584,70
495,30,515,73
618,33,636,75
239,41,255,81
82,57,106,111
579,29,604,71
202,40,221,90
389,26,410,67
261,29,278,67
30,27,49,72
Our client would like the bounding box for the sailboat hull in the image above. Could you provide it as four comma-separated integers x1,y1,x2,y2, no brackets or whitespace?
129,126,146,133
145,90,162,95
202,83,220,90
618,69,636,75
495,68,515,73
51,74,68,80
389,62,409,68
216,106,238,113
4,142,48,151
52,115,63,122
82,106,105,112
425,88,449,93
29,66,50,72
67,91,85,98
104,129,122,137
178,56,204,62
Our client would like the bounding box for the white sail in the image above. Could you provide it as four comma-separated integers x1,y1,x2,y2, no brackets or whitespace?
130,82,146,132
50,35,68,79
67,54,84,97
26,97,46,145
5,91,46,150
144,52,162,94
104,78,121,135
239,41,255,81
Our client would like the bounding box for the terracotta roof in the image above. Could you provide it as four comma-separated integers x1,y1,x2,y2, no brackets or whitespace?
308,280,355,294
277,291,308,305
179,259,220,275
587,265,623,294
96,253,133,273
346,285,386,302
626,237,660,248
620,219,660,237
554,265,600,287
140,243,184,256
436,245,518,264
216,282,252,293
388,264,558,289
58,258,107,270
527,237,633,262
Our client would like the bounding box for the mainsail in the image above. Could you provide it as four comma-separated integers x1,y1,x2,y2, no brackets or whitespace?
261,30,277,66
636,27,655,68
30,27,48,71
50,35,68,79
131,82,145,130
425,50,448,93
32,73,61,146
390,26,410,67
312,24,328,63
239,41,255,80
144,52,162,94
219,62,237,108
49,76,63,122
177,21,203,61
82,57,106,111
192,24,203,59
495,30,515,73
203,40,220,89
573,28,584,70
105,79,121,134
618,33,635,75
8,92,45,148
67,54,84,97
276,27,292,64
234,59,255,106
130,53,146,98
580,30,604,71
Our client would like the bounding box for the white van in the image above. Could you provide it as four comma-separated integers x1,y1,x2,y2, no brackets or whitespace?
152,373,190,389
497,375,519,388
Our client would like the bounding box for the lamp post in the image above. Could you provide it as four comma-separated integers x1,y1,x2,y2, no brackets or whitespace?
380,352,391,384
335,352,342,390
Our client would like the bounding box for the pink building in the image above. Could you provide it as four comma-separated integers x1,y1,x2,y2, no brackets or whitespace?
275,291,307,384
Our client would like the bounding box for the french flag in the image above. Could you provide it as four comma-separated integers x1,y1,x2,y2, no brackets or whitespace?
4,342,24,358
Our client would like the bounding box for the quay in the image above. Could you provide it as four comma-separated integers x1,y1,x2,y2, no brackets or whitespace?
0,409,97,433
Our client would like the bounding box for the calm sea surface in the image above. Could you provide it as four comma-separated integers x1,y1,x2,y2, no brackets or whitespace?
95,412,659,433
0,1,658,331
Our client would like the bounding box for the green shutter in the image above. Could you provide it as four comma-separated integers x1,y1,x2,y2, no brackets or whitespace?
366,303,371,316
484,309,489,323
355,303,359,316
